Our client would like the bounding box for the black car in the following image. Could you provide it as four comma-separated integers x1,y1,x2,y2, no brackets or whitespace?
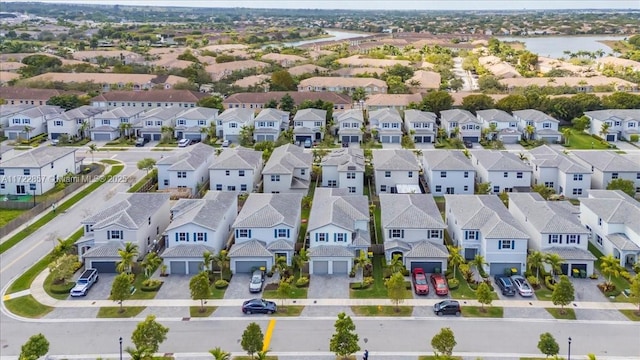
494,275,517,296
242,298,277,314
463,140,473,148
433,300,461,316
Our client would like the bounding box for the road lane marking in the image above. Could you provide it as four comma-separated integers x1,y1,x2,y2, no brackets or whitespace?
263,319,276,351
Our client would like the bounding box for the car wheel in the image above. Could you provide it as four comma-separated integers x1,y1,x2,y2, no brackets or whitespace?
455,311,461,317
436,311,443,316
268,310,274,314
246,310,251,314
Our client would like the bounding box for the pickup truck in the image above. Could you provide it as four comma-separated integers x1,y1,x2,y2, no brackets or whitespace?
70,268,99,297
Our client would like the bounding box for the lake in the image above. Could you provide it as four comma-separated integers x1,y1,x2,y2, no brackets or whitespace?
498,35,627,59
281,30,370,47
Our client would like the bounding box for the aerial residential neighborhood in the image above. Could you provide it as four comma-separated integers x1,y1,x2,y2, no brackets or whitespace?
1,1,640,360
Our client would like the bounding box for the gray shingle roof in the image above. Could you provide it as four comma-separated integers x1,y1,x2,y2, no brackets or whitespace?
423,150,475,171
321,147,365,172
167,191,237,232
380,194,445,229
255,108,289,124
607,233,640,251
445,195,530,239
471,150,532,172
572,151,640,172
209,148,263,170
512,109,559,123
139,106,184,121
157,143,214,171
333,109,364,123
228,239,273,257
372,149,420,171
440,109,480,125
404,109,437,124
584,109,640,122
83,193,170,230
581,190,640,236
0,146,77,168
369,108,402,124
82,242,123,258
308,245,355,257
262,143,312,175
405,240,449,259
293,108,326,122
233,193,302,228
177,107,219,120
95,107,144,120
266,239,295,251
19,105,64,118
162,244,216,258
545,246,596,261
529,145,591,174
383,240,412,252
308,188,369,233
476,109,516,123
218,108,255,124
508,193,588,234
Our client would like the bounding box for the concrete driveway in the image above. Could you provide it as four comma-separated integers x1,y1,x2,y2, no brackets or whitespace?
69,273,115,301
571,277,608,302
301,274,355,317
503,143,525,151
154,274,192,300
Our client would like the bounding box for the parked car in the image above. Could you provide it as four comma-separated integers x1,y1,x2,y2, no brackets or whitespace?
411,268,429,295
463,140,473,148
51,138,59,146
178,138,191,147
249,269,265,293
135,137,149,147
222,139,230,147
242,298,277,314
70,268,99,297
511,275,534,297
433,300,461,316
430,273,449,296
303,138,312,148
494,275,517,296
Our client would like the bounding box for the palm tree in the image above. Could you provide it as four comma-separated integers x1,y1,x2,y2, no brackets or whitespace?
213,250,230,280
141,252,162,278
119,122,132,140
387,254,405,275
160,125,175,142
562,128,572,146
525,125,535,140
293,248,308,277
470,254,488,276
527,250,545,279
274,255,288,280
452,126,460,139
88,144,97,164
23,126,32,141
202,250,214,273
126,346,153,360
447,245,465,279
116,242,139,274
600,255,623,287
209,347,230,360
599,122,610,140
545,253,564,278
488,122,498,141
353,251,372,285
79,121,89,140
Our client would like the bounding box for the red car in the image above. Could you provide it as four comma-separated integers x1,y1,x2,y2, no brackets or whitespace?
430,273,449,296
411,268,429,295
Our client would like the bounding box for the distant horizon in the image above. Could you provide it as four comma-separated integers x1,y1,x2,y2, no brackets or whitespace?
4,0,640,11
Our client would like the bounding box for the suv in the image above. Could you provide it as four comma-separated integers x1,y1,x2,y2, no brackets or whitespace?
178,138,191,147
135,137,149,147
249,269,265,293
494,275,517,296
433,300,461,316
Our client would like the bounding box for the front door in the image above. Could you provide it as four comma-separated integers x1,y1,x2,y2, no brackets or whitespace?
446,187,455,194
16,185,26,194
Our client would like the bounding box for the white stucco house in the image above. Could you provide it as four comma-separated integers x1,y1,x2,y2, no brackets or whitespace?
4,105,63,140
580,190,640,268
76,193,171,273
161,191,238,275
209,148,264,193
156,143,215,195
440,109,482,143
571,151,640,194
174,107,218,142
476,109,523,144
527,145,592,198
470,150,532,193
47,106,105,141
307,188,370,275
508,192,595,276
254,108,289,142
585,109,640,143
293,108,326,143
320,147,365,194
445,194,530,275
381,194,448,273
513,109,562,143
422,150,475,195
404,109,436,144
368,108,403,144
219,108,255,144
262,144,312,194
229,193,303,273
335,109,364,146
90,107,145,141
372,149,421,194
136,106,183,141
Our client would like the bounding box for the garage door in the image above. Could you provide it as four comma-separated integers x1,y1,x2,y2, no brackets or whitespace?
313,260,329,275
332,260,349,274
89,261,117,274
489,262,521,275
462,136,479,142
381,136,390,143
296,136,312,142
143,134,152,141
188,261,202,274
410,261,442,273
256,135,266,142
235,260,268,274
185,134,201,141
560,263,569,275
414,136,432,143
342,136,359,144
541,137,557,144
391,136,400,143
152,134,162,141
50,133,61,140
93,133,111,141
500,136,519,144
170,261,186,275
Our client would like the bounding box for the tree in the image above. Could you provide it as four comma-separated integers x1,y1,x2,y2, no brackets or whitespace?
561,128,572,146
387,253,405,275
476,182,491,194
241,322,264,359
197,96,224,112
629,273,640,313
23,126,32,141
239,125,255,147
525,125,536,140
141,252,162,278
602,92,640,109
213,250,230,280
209,347,231,360
527,250,545,279
264,99,278,109
476,281,493,311
48,253,77,284
606,179,635,197
270,70,296,91
277,276,293,307
385,271,406,311
190,271,211,312
599,122,610,139
421,91,453,116
351,87,367,103
47,94,86,110
111,272,133,312
461,94,495,113
88,144,97,164
132,315,169,354
545,253,564,278
470,254,487,276
201,250,214,273
117,242,139,274
19,334,49,360
125,346,153,360
537,332,560,358
571,93,603,112
447,245,465,279
279,93,295,112
431,327,456,357
552,275,575,313
119,122,133,140
599,254,624,288
532,184,556,200
137,158,156,175
353,251,372,286
571,116,590,132
329,312,360,360
293,248,308,277
495,94,529,113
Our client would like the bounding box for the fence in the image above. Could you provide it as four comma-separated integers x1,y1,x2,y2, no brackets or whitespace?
0,165,104,239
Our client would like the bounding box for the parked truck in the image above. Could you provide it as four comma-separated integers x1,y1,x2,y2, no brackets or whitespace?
70,268,98,297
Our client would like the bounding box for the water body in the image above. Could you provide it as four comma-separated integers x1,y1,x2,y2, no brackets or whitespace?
281,30,370,47
498,35,626,59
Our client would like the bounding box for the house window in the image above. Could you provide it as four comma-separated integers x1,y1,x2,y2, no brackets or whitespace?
503,172,508,178
348,186,356,193
54,120,63,126
314,121,322,127
177,171,186,178
596,234,603,245
498,240,514,249
271,175,280,182
380,185,387,192
440,171,447,178
435,185,441,192
225,170,230,176
163,179,169,186
237,229,250,238
317,233,327,242
549,234,561,244
465,231,478,240
102,119,110,125
198,120,206,126
544,182,554,188
390,229,404,238
385,171,391,178
543,122,551,128
146,121,153,126
573,174,583,181
0,184,4,190
178,233,188,242
108,230,123,239
0,169,4,175
464,185,469,191
637,173,640,179
177,120,186,125
516,172,523,179
328,180,337,187
628,122,636,128
598,218,602,226
239,170,245,177
429,230,440,238
611,173,618,179
301,169,306,176
493,186,500,193
572,188,583,195
195,233,206,242
347,172,356,179
567,234,579,244
408,171,413,178
230,123,238,128
464,171,469,178
227,186,236,191
277,229,288,238
336,233,346,242
24,169,30,175
294,121,303,127
343,123,350,128
241,184,247,191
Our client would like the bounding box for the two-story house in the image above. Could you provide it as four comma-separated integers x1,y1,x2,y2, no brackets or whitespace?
209,148,264,193
161,191,238,275
218,108,255,144
156,143,215,196
445,195,530,275
373,149,421,194
422,150,476,195
77,193,171,273
381,194,448,272
368,108,404,144
229,193,302,273
439,109,482,143
174,107,218,142
307,188,370,275
0,87,66,107
335,109,365,146
136,107,184,141
528,145,592,198
404,109,436,144
0,147,78,196
90,90,205,110
513,109,562,143
298,77,388,95
470,150,532,193
262,144,312,194
580,190,640,268
476,109,523,144
585,109,640,142
292,108,326,144
320,147,365,194
571,151,640,194
4,105,64,140
90,107,145,141
0,104,33,130
47,106,105,141
254,108,289,142
508,192,595,276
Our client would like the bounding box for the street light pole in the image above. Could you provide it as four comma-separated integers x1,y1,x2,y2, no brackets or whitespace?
119,337,123,360
568,337,572,360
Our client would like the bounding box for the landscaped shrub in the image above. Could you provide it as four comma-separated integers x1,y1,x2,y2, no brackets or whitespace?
401,268,410,276
589,273,599,280
350,282,363,290
363,276,374,288
448,278,459,290
620,271,633,282
630,134,639,143
295,276,309,288
349,269,356,278
49,281,75,294
403,281,412,290
141,279,163,292
527,275,540,289
434,142,446,149
363,263,373,277
214,279,228,289
544,276,556,291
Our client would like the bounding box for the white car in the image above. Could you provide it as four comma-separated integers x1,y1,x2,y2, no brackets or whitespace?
222,139,230,147
178,138,191,147
511,275,534,297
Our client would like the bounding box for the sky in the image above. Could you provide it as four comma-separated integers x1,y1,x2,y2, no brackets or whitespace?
5,0,640,10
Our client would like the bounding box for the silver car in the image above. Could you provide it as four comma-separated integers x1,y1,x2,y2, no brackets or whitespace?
249,269,264,293
511,275,534,297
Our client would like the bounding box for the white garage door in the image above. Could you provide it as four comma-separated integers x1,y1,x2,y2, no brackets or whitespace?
170,261,187,275
93,133,111,141
313,260,329,275
332,260,349,274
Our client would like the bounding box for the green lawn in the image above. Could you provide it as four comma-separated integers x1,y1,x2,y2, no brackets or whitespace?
263,285,308,299
434,139,463,149
189,306,217,317
545,307,577,320
462,306,504,318
129,274,161,300
620,309,640,321
449,271,477,300
534,286,553,301
419,356,462,360
373,205,382,244
208,286,227,299
0,209,26,227
100,159,121,164
97,306,146,318
351,305,413,316
3,295,54,318
589,242,631,302
273,305,305,316
561,128,611,150
44,272,73,300
350,255,412,299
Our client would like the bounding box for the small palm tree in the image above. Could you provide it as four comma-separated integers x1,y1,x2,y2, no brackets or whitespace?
447,245,465,278
562,128,572,146
353,251,372,286
209,347,230,360
116,242,139,274
527,250,545,279
599,122,610,140
79,121,89,140
545,253,564,278
275,255,288,280
126,346,153,360
88,144,97,164
141,252,162,278
600,254,623,287
202,250,214,273
293,248,309,277
525,125,535,140
23,126,32,141
470,254,488,276
387,254,405,275
213,250,230,280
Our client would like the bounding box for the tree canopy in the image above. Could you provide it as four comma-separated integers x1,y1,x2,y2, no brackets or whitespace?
131,315,169,354
329,312,360,359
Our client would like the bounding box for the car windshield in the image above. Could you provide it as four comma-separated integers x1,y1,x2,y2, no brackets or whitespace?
437,283,447,289
251,276,261,284
415,277,427,285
